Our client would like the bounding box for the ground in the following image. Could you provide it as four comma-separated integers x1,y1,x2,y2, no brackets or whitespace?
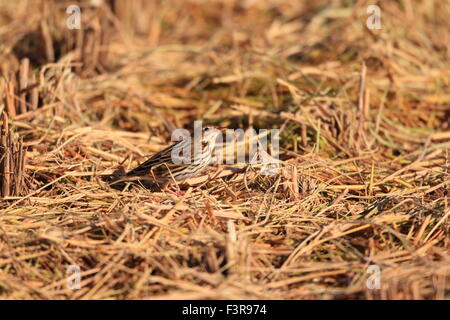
0,0,449,299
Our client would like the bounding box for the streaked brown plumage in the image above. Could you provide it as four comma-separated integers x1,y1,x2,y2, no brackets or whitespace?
110,127,221,189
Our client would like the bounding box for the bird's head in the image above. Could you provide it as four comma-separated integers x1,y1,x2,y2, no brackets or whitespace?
201,126,223,149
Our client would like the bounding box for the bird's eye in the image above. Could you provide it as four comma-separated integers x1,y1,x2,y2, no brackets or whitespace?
204,127,210,132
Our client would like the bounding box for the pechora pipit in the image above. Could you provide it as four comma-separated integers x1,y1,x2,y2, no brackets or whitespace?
110,127,222,190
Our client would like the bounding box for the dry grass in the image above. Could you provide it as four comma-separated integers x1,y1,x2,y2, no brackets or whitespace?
0,0,449,299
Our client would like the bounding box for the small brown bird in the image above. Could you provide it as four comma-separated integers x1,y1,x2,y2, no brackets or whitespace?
110,127,222,191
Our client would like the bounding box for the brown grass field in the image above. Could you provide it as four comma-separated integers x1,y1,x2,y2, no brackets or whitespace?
0,0,449,300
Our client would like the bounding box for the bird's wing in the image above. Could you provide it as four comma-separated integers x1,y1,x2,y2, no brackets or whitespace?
125,140,190,178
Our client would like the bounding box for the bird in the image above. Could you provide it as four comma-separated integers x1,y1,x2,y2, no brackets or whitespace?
110,126,222,191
